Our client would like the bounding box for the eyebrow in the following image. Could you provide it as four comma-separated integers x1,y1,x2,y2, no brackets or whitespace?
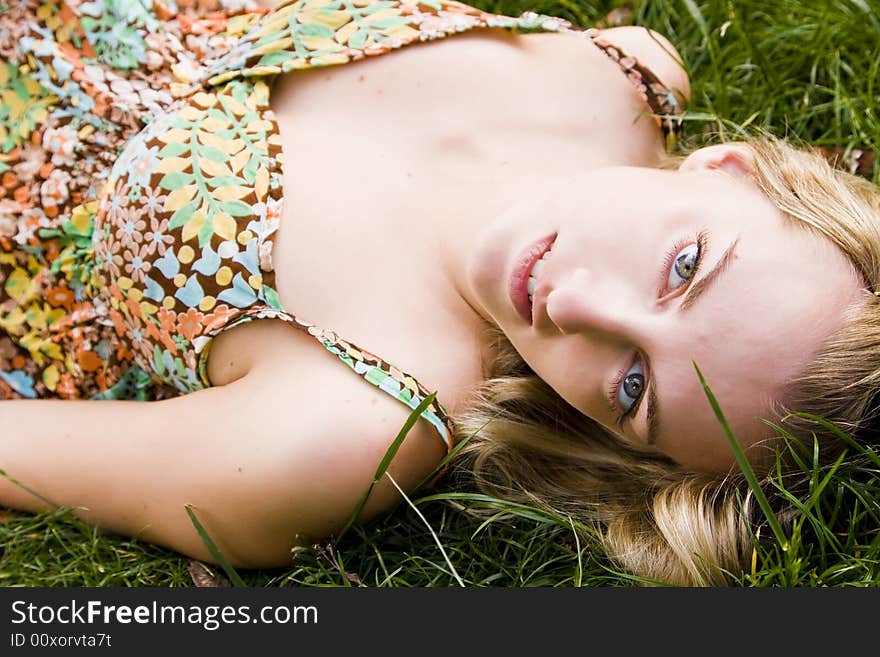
645,237,741,446
679,237,740,313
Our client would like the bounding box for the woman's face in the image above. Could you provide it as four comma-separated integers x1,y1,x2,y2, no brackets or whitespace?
465,145,864,472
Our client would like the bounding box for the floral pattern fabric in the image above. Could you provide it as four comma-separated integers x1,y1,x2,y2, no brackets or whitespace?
0,0,683,451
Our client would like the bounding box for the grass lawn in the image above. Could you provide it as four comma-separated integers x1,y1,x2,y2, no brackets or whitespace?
2,0,878,588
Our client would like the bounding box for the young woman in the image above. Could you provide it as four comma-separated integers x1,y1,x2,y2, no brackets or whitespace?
1,0,878,586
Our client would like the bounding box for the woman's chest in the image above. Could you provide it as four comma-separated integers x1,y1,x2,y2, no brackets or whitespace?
269,28,663,178
208,28,664,401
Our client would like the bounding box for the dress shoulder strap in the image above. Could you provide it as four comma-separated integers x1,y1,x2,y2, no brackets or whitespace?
584,28,686,147
198,308,456,452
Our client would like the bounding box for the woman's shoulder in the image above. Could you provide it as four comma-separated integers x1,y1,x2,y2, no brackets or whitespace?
594,25,691,104
207,318,449,497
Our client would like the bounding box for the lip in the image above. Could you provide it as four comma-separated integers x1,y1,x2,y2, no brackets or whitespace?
509,232,557,325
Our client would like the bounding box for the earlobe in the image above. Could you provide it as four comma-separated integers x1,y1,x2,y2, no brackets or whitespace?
679,143,756,178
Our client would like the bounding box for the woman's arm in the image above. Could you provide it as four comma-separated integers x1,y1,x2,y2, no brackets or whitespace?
2,383,281,565
0,329,445,566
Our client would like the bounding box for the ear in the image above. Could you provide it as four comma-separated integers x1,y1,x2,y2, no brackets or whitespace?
678,142,756,177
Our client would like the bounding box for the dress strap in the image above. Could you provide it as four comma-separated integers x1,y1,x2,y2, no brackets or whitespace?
583,27,686,148
201,0,575,87
197,308,456,452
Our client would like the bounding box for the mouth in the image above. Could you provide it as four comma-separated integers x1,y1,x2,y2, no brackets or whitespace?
509,233,556,325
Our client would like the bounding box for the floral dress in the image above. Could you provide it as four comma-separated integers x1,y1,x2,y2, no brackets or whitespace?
0,0,683,451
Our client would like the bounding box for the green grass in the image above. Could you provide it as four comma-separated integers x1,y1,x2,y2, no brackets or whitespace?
2,0,879,587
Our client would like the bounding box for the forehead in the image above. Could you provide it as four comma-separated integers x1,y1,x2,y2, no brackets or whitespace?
703,193,858,335
652,208,863,468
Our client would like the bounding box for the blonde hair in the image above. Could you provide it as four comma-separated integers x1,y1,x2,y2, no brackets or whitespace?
449,136,880,586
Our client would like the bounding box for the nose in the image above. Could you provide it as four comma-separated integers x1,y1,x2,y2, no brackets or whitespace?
545,267,652,346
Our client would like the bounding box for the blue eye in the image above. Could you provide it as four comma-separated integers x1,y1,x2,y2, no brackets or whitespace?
617,361,645,417
667,243,700,290
611,235,703,428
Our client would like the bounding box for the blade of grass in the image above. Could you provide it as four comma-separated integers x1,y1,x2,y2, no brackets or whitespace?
680,0,709,39
184,504,246,587
415,491,577,528
568,515,583,587
336,391,438,541
785,411,880,468
385,472,465,587
692,361,788,549
0,468,57,509
760,417,815,460
415,410,502,490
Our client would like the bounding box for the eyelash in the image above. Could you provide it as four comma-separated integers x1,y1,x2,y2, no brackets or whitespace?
657,230,709,298
607,356,641,430
607,231,709,428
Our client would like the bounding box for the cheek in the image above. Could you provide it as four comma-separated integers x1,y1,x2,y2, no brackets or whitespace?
659,343,780,468
527,350,582,400
520,337,617,411
467,234,506,302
